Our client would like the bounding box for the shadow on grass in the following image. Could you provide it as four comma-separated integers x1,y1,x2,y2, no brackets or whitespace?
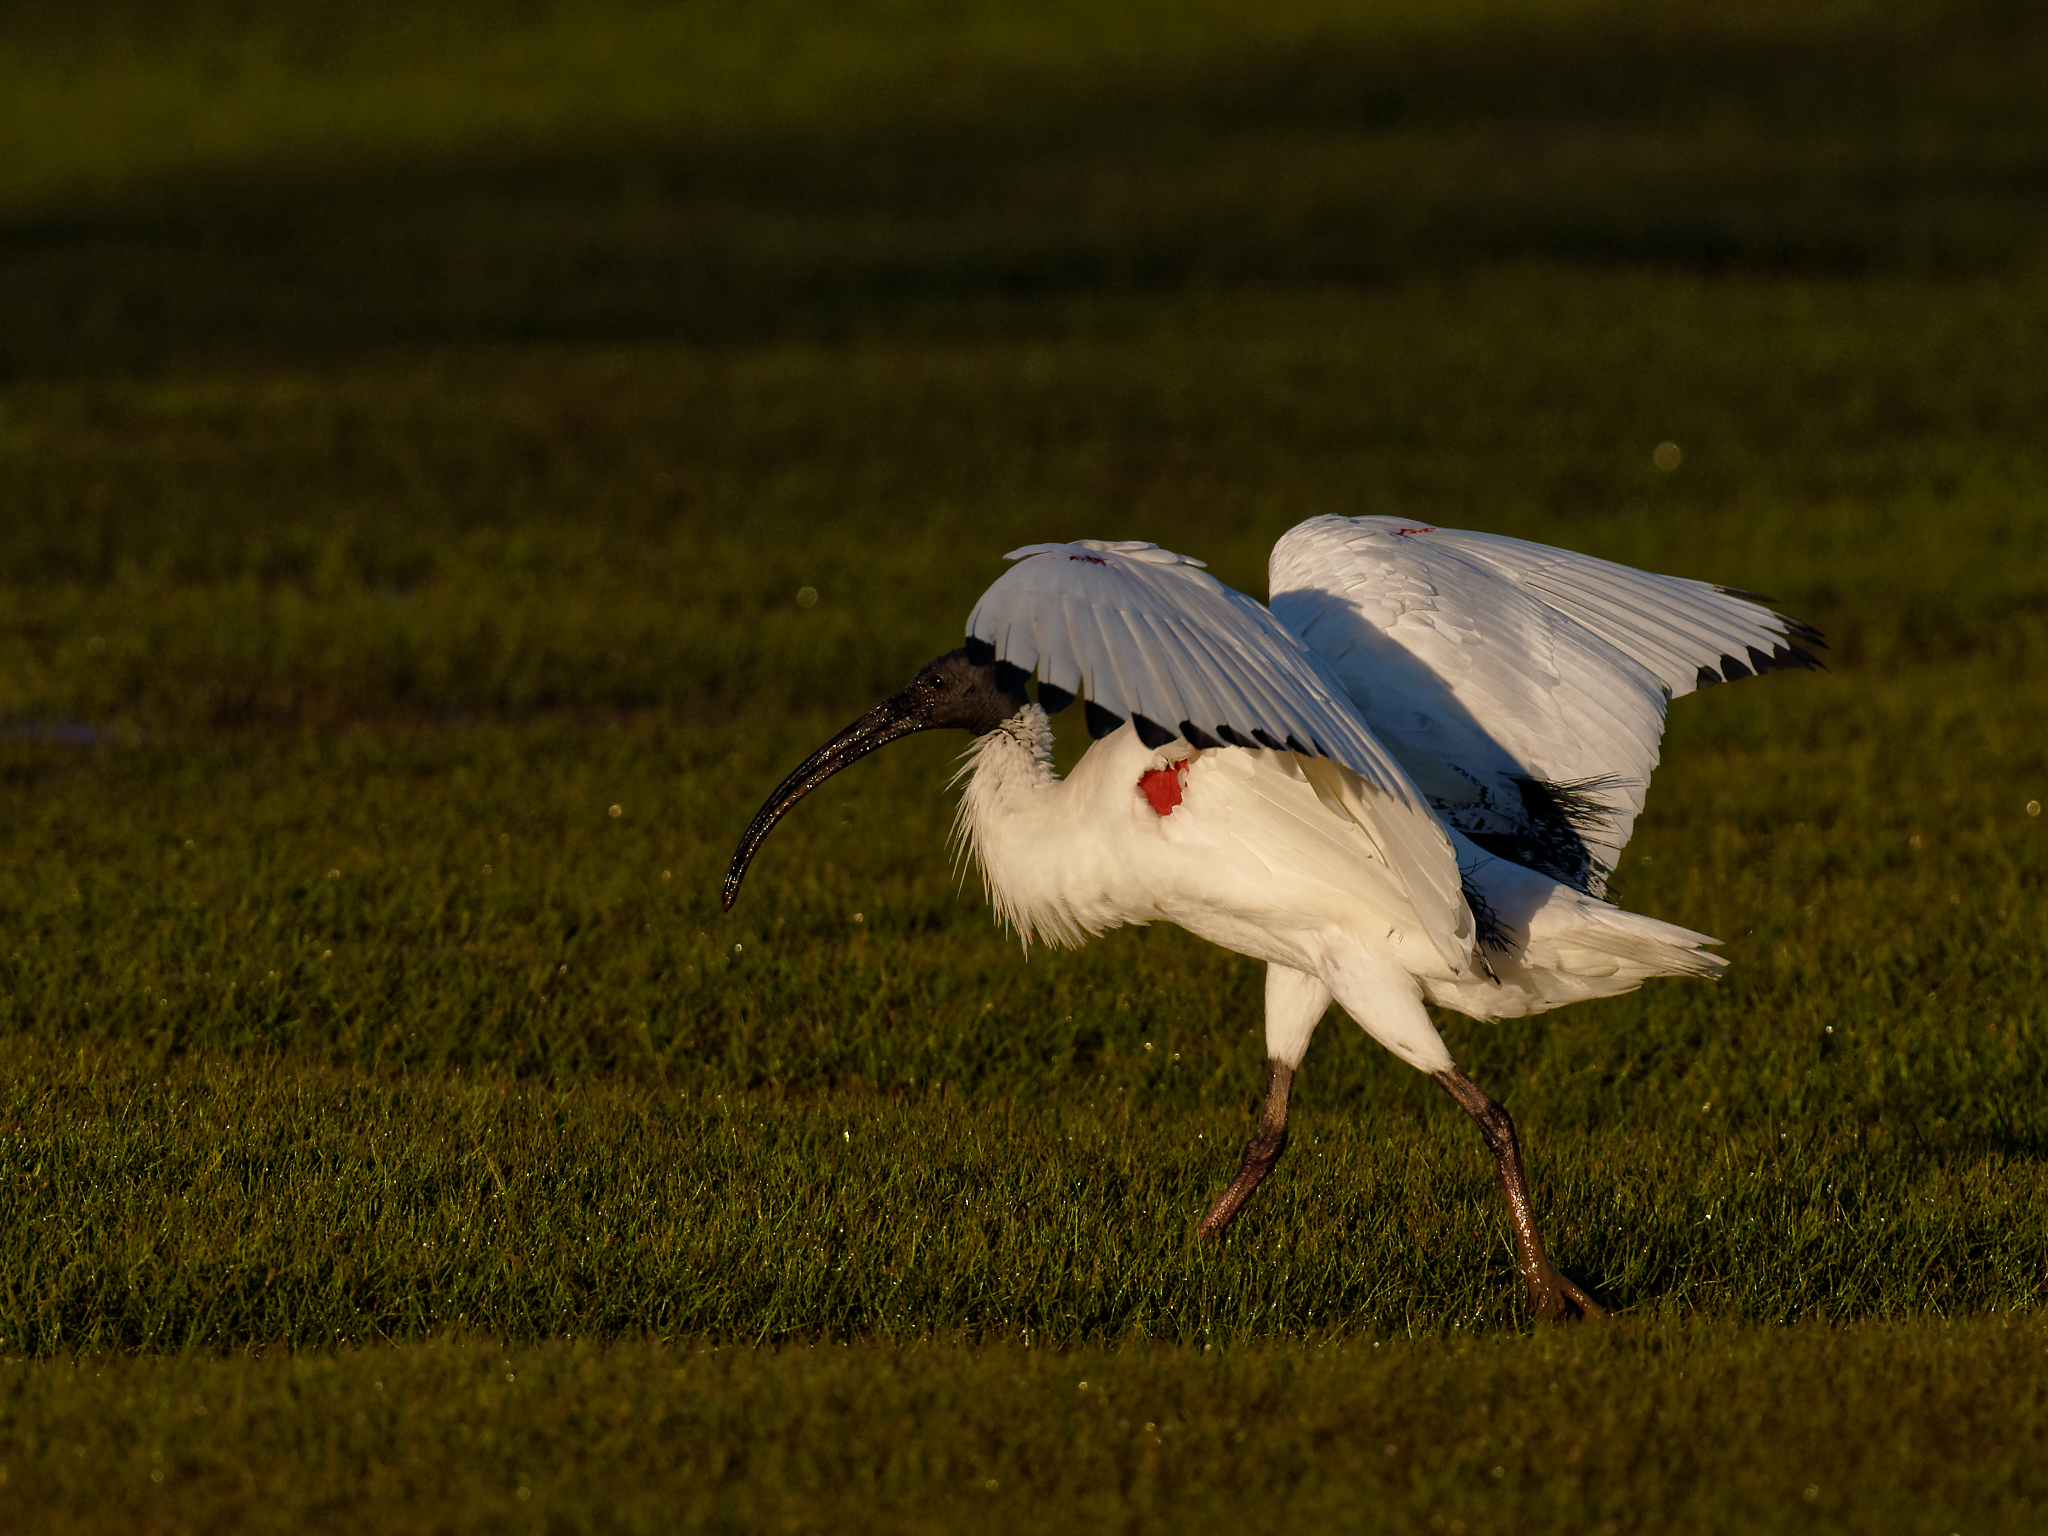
5,1,2047,378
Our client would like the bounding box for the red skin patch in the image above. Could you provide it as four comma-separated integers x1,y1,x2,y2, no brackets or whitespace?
1393,526,1436,536
1139,762,1190,816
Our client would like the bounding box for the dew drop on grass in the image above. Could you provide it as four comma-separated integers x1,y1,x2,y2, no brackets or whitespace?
2029,801,2041,817
797,587,819,609
609,804,623,818
1653,441,1683,471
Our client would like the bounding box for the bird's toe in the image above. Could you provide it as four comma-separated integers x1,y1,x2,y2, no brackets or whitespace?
1527,1261,1609,1324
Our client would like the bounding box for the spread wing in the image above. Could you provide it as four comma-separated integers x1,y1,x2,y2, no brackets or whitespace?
965,537,1473,970
1269,516,1823,894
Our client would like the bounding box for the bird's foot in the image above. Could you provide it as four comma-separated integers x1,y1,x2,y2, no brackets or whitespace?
1198,1060,1294,1240
1196,1128,1284,1239
1524,1258,1608,1324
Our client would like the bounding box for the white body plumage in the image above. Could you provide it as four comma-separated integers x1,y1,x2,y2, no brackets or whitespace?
954,703,1723,1076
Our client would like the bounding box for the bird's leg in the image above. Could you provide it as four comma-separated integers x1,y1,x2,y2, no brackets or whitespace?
1434,1068,1607,1323
1198,1059,1294,1238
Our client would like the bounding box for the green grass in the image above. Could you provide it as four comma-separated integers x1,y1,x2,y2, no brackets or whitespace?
6,1323,2047,1534
4,0,2048,1529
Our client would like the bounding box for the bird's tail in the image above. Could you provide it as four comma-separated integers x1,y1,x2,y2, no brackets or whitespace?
1427,835,1725,1019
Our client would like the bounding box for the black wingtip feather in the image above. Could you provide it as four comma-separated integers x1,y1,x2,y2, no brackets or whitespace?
1180,721,1221,750
1132,714,1176,750
964,635,996,666
1718,653,1753,681
1250,728,1284,751
1695,664,1722,689
1713,584,1828,649
1036,681,1076,713
1461,869,1513,957
1464,775,1625,897
1084,700,1125,740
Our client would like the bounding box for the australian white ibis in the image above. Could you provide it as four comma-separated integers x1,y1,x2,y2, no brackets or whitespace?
723,516,1821,1322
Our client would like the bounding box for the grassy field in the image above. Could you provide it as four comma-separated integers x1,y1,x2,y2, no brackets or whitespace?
4,0,2047,1530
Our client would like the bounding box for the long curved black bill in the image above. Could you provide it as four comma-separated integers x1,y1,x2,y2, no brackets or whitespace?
722,693,929,911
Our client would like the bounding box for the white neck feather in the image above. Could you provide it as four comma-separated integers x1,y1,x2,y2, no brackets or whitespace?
951,705,1090,951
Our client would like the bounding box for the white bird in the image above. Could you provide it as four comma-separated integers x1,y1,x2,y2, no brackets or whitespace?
724,516,1821,1322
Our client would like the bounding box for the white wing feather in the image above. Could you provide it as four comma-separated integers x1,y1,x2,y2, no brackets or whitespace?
1269,516,1822,892
965,538,1473,970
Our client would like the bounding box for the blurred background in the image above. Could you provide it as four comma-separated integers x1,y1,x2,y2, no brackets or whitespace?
4,0,2044,727
8,0,2047,368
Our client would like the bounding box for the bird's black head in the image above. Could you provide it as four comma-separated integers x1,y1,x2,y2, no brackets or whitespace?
896,647,1033,736
721,647,1030,911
